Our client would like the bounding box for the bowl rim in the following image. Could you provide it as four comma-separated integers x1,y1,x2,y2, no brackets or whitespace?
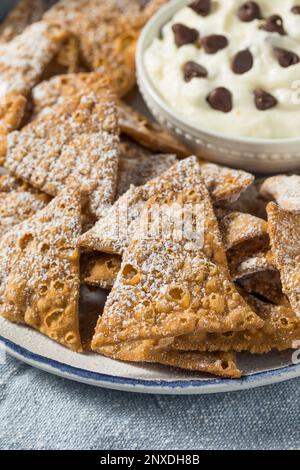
136,0,300,147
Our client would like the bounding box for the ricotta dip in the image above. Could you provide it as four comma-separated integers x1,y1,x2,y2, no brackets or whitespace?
144,0,300,139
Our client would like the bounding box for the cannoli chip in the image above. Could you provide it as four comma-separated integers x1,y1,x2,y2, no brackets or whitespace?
0,188,82,351
92,182,262,348
97,341,241,378
221,179,267,219
219,212,268,251
44,0,167,97
267,202,300,317
31,72,111,117
0,0,46,44
173,298,300,354
238,270,287,306
118,101,190,156
81,253,121,289
231,250,275,281
199,163,254,203
5,89,120,219
0,174,51,237
117,139,177,196
261,175,300,212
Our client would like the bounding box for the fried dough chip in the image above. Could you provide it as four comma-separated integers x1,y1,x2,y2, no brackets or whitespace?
118,101,190,156
97,341,241,378
117,139,177,197
199,163,254,203
238,270,287,306
231,250,275,281
31,72,111,117
0,0,46,44
261,175,300,212
219,212,268,251
91,181,263,349
0,189,82,351
79,156,253,254
0,174,51,237
44,0,168,97
0,21,69,160
267,202,300,317
5,90,120,219
173,298,300,354
81,253,121,289
220,179,267,219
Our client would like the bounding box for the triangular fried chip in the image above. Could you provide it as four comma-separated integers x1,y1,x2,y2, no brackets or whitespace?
81,253,121,289
0,21,69,159
0,188,82,351
5,89,120,219
199,163,254,203
79,156,252,255
117,101,190,156
261,175,300,212
31,72,111,117
219,212,268,251
0,174,51,237
238,270,287,306
173,297,300,354
97,341,241,378
231,250,275,281
44,0,167,97
0,0,46,44
117,139,177,197
220,179,267,219
91,179,262,349
267,202,300,317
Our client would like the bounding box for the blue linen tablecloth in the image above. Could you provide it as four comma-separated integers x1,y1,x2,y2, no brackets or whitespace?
0,354,299,450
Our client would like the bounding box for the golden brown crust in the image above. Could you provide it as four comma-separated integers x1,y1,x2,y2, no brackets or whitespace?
0,188,82,351
0,174,51,237
91,176,263,349
173,298,300,354
267,202,300,317
261,175,300,212
98,341,241,379
81,253,121,289
5,89,120,219
0,0,46,44
44,0,168,97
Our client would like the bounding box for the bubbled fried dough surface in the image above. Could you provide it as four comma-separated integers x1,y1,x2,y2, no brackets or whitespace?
0,0,46,44
92,185,263,349
267,202,300,317
97,341,241,379
0,189,82,352
31,72,111,117
81,253,122,289
5,90,120,219
44,0,168,97
0,174,51,237
173,299,300,354
0,21,68,98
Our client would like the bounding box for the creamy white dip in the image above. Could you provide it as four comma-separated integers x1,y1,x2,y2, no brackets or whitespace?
144,0,300,139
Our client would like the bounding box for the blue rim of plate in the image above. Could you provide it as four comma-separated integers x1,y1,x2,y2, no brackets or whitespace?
1,335,300,394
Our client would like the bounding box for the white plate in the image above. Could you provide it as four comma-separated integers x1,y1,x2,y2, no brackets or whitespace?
1,286,300,395
1,1,300,394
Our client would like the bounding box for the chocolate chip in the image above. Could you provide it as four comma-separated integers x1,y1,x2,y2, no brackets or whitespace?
207,87,233,113
202,35,228,54
183,61,208,82
291,6,300,15
172,23,199,47
274,47,299,68
189,0,211,16
231,49,253,74
238,2,261,22
254,89,278,110
260,15,285,35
